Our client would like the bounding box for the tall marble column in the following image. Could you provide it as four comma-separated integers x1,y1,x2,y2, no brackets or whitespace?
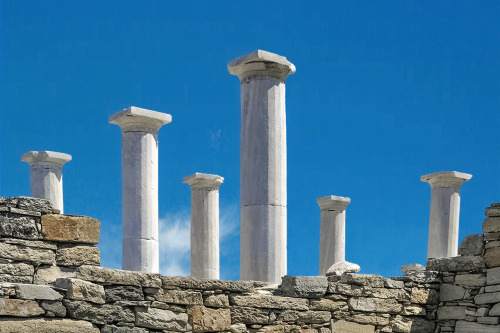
183,173,223,279
21,151,72,213
109,106,172,273
421,171,472,259
228,50,295,282
317,195,351,275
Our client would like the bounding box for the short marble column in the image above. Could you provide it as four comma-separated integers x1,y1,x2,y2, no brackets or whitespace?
228,50,296,283
317,195,351,275
421,171,472,259
21,151,72,213
183,173,223,279
109,106,172,273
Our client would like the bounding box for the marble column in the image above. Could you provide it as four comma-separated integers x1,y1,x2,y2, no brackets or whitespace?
317,195,351,275
21,151,72,213
183,173,223,279
228,50,295,282
109,106,172,273
421,171,472,259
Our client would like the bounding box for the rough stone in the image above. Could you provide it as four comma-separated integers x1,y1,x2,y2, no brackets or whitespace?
56,278,105,304
486,206,500,217
16,283,62,300
155,289,203,305
64,299,134,324
40,300,67,317
189,305,231,332
230,295,308,310
56,244,100,266
161,275,269,292
474,291,500,304
0,297,45,316
485,246,500,268
390,315,435,333
458,234,484,256
410,288,438,304
439,283,465,301
204,294,229,307
347,297,401,313
331,320,374,333
17,196,55,214
231,306,269,324
77,265,161,287
0,215,40,240
454,273,487,286
34,265,76,285
483,217,500,233
0,262,34,277
437,305,467,320
0,318,99,333
340,274,384,287
326,261,360,277
105,285,144,302
426,255,485,272
384,279,404,289
490,302,500,316
401,263,425,273
455,320,500,333
401,305,426,316
101,325,149,333
0,241,55,264
309,299,347,311
135,307,189,331
280,275,328,298
41,214,100,244
487,267,500,285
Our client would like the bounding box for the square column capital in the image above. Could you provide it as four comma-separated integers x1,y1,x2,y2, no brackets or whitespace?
228,50,296,81
421,171,472,188
183,173,224,190
317,195,351,211
21,151,72,167
109,106,172,133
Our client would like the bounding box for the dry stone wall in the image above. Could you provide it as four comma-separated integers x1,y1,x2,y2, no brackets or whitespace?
0,197,499,332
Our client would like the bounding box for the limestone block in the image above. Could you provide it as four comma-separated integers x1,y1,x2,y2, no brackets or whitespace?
477,316,500,324
56,244,100,266
0,262,34,276
334,283,365,297
155,289,203,305
474,291,500,304
0,237,57,250
40,300,66,317
485,232,500,241
350,313,389,326
455,320,500,333
401,263,425,273
384,279,404,289
16,284,62,300
230,295,308,310
34,265,76,285
410,288,439,304
485,246,500,268
340,274,385,287
105,285,144,302
64,299,135,324
280,275,328,298
41,215,100,244
399,271,441,284
0,197,19,207
161,275,268,292
189,305,231,332
437,305,467,320
426,255,485,272
454,273,486,286
390,315,435,333
458,234,484,256
439,284,465,301
0,274,33,283
77,265,161,287
347,297,401,313
0,318,99,333
297,310,331,324
0,241,55,265
230,306,269,324
56,278,105,304
309,299,347,311
486,206,500,217
135,307,189,331
483,217,500,233
370,288,409,301
204,294,229,308
401,305,426,316
490,303,500,316
326,261,360,277
0,215,40,240
0,297,45,316
331,320,374,333
229,323,248,333
101,325,149,333
17,196,55,214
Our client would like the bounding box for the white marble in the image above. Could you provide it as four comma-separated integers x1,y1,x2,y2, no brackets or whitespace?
317,195,351,275
228,50,295,283
109,106,171,273
183,173,223,279
21,151,71,213
421,171,472,259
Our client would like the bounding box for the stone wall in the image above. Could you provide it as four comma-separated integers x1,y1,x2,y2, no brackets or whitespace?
0,196,499,333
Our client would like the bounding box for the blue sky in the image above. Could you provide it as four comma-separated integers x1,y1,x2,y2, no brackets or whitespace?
1,1,499,279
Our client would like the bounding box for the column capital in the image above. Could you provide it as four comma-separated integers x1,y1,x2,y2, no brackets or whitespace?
421,171,472,188
109,106,172,133
183,173,224,190
21,151,72,167
317,195,351,211
228,50,296,81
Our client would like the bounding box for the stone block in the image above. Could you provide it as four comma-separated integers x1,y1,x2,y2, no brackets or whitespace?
101,325,149,333
436,305,467,320
0,240,55,265
454,273,486,286
478,316,500,324
204,294,229,308
17,196,55,214
384,279,404,289
135,307,189,331
105,285,144,302
474,291,500,304
439,284,465,301
64,299,135,325
230,295,308,310
486,206,500,217
76,265,161,287
41,214,100,244
155,289,203,305
280,275,328,298
0,197,19,207
16,284,62,300
40,300,67,317
331,320,374,333
0,297,45,316
340,274,384,287
410,288,439,304
161,275,268,292
401,263,425,273
0,318,99,333
0,262,34,277
370,288,409,301
56,244,100,266
458,234,484,256
0,215,40,240
390,315,435,333
488,267,500,285
426,255,485,272
350,313,389,326
56,278,105,304
189,305,231,332
485,247,500,268
34,265,76,285
401,304,426,316
309,299,347,311
347,297,401,313
483,217,500,233
230,306,269,324
455,320,500,333
326,261,360,277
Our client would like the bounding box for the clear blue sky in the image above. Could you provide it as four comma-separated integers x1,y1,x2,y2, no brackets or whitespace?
1,1,499,279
